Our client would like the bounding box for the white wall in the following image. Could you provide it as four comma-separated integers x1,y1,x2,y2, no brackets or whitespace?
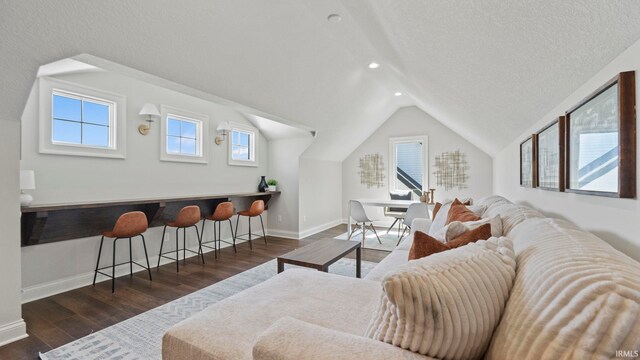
299,158,343,238
494,38,640,262
343,106,493,224
266,137,313,238
0,119,27,345
20,71,273,301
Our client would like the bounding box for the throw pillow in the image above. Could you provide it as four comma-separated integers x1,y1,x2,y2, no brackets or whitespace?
427,200,453,237
432,202,442,221
367,237,517,360
432,221,469,242
410,225,492,260
446,198,481,225
462,215,503,238
408,231,448,260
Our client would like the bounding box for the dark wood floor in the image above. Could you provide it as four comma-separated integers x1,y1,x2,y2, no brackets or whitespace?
0,225,388,359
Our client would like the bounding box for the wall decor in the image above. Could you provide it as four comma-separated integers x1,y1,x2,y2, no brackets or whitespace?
358,153,385,188
433,150,468,191
536,117,565,191
565,71,636,198
520,136,537,188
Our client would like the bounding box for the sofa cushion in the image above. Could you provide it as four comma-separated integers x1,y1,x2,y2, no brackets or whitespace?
163,269,381,360
486,217,640,360
366,237,517,360
253,317,433,360
483,202,544,235
364,248,411,282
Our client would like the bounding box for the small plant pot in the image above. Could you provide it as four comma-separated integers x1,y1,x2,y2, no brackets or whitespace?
268,185,277,192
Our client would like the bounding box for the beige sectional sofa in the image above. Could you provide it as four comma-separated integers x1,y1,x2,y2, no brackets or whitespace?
163,195,640,360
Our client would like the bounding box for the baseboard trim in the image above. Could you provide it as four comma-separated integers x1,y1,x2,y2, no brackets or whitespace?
21,241,231,303
299,219,344,239
266,229,299,240
0,320,27,347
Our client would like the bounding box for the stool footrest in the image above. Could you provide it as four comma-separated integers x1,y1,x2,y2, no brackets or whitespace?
159,247,202,262
95,261,149,279
235,232,267,241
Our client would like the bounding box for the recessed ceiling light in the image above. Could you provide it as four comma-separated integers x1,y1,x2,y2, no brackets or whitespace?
368,62,380,69
327,14,342,23
394,92,403,96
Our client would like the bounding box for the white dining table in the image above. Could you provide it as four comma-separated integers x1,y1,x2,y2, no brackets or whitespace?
347,199,433,230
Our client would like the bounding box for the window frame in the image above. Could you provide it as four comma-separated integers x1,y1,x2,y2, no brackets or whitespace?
564,71,636,198
388,135,428,194
160,105,208,164
38,77,127,159
228,123,259,167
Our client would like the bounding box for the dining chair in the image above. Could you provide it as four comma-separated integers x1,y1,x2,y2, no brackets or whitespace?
347,200,382,246
384,191,412,236
398,202,429,244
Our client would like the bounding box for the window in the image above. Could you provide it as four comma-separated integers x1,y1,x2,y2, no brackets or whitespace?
389,136,428,195
231,130,251,161
228,123,258,166
167,115,200,156
160,105,208,164
39,77,127,158
52,91,113,148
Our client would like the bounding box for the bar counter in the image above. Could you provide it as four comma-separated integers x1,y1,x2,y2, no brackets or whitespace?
20,191,280,246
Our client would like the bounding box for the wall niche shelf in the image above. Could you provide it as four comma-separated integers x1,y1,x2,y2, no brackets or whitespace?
20,191,280,246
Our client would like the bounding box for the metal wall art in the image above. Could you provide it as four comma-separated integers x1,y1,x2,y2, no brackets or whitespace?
433,149,469,191
359,153,385,188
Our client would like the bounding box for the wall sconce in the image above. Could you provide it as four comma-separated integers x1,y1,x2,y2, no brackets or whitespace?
215,121,231,145
138,103,160,135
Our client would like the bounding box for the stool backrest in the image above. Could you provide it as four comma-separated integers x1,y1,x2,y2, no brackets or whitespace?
246,200,265,216
111,211,148,238
212,201,234,220
174,205,201,227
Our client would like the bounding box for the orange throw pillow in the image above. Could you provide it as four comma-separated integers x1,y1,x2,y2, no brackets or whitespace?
446,198,481,225
447,224,492,249
408,231,449,260
408,224,492,260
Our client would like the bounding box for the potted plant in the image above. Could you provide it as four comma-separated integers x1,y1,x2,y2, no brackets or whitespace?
266,179,278,192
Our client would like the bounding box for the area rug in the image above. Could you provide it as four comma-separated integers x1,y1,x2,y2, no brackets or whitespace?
334,228,407,252
39,258,376,360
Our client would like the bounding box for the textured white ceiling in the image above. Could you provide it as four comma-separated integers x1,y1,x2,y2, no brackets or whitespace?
2,1,640,159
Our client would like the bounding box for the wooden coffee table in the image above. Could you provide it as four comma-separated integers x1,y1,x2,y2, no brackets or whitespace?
277,239,362,278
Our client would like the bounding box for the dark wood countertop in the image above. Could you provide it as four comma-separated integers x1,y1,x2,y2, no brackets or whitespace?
21,191,280,213
20,191,280,246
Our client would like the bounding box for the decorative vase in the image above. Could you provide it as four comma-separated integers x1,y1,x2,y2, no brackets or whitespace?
419,193,428,203
258,176,268,192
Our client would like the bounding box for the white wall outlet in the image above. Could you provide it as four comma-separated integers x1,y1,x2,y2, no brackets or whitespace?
277,215,283,222
303,215,307,223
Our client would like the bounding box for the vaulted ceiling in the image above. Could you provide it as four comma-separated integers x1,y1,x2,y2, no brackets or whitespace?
2,1,640,160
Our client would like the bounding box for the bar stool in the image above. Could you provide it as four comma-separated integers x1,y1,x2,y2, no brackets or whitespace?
234,200,267,250
200,201,236,256
93,211,152,293
157,205,204,272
